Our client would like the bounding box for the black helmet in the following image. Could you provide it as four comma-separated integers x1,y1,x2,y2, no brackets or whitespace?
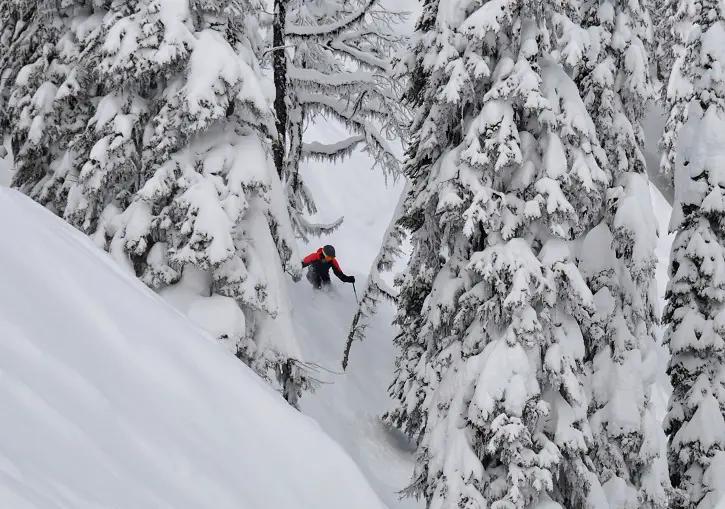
322,245,336,258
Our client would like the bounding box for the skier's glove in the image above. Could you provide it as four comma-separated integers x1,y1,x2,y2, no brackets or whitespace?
348,276,356,284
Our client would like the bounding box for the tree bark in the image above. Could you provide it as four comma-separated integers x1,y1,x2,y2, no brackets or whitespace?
272,0,288,178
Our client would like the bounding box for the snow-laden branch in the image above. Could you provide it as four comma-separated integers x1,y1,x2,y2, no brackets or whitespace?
283,167,344,241
0,13,40,116
327,40,390,72
297,214,344,233
298,92,400,170
297,86,400,129
285,0,376,39
291,212,344,242
337,27,402,46
302,135,365,162
288,66,376,87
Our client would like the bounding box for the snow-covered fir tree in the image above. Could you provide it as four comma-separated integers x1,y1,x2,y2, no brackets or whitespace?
577,0,671,507
653,0,691,99
269,0,408,241
382,1,442,449
658,0,725,506
1,0,312,407
382,0,657,507
579,178,671,508
0,0,92,189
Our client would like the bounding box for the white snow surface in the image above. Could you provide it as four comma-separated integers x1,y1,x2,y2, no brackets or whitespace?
0,187,389,509
651,182,676,422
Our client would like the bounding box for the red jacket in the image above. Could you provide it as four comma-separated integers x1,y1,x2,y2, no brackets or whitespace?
302,248,353,283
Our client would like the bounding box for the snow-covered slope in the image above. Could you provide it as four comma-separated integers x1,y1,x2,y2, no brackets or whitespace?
0,187,388,509
288,282,418,508
286,119,420,509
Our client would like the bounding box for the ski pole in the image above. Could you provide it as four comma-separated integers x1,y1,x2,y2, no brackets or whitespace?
352,282,359,303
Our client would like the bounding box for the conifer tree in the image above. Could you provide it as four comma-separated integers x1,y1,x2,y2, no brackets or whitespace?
577,0,671,506
0,0,91,191
384,0,634,507
658,1,725,506
1,0,311,407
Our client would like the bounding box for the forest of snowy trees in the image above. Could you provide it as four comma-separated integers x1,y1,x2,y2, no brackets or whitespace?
2,0,725,507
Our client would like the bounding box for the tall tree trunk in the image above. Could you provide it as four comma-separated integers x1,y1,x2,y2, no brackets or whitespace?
272,0,288,178
289,58,306,193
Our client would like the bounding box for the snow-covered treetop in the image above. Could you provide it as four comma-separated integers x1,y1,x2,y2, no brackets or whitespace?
401,0,608,248
580,0,657,179
659,0,725,181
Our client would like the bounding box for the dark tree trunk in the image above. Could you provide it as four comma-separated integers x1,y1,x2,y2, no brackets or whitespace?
272,0,288,178
289,59,306,193
290,108,303,192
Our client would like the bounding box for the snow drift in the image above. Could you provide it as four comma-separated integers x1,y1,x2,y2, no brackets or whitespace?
0,187,387,509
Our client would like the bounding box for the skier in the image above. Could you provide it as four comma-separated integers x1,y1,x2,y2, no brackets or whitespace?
301,245,355,289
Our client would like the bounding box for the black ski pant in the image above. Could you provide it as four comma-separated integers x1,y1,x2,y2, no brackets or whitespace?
306,267,331,288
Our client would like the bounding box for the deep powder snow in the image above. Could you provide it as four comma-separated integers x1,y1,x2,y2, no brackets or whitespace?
0,187,388,509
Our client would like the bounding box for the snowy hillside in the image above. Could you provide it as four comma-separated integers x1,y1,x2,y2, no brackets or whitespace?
291,121,416,509
0,187,388,509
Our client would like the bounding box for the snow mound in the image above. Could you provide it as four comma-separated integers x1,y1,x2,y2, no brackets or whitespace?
0,188,387,509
